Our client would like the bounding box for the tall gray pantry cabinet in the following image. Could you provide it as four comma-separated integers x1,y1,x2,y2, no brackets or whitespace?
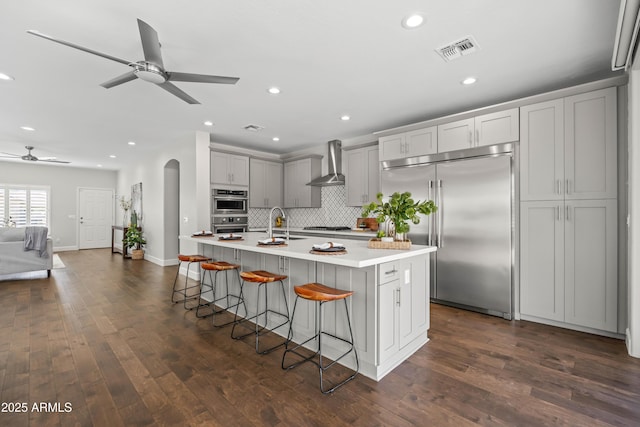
519,87,619,333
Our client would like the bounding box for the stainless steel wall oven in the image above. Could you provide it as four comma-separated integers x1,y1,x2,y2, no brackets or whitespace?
212,216,248,234
212,189,248,215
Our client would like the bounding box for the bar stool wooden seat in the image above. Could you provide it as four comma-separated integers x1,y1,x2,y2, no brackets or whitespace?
171,254,211,309
196,261,247,326
281,282,359,394
231,270,290,354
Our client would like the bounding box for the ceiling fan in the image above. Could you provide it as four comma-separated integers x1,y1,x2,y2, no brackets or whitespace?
0,146,70,164
27,19,239,104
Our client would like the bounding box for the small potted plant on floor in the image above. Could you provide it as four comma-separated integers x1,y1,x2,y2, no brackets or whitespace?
362,192,437,248
124,226,146,260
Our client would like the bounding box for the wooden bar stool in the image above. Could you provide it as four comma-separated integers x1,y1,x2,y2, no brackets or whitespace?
171,254,211,309
196,261,247,326
231,270,290,354
281,283,359,394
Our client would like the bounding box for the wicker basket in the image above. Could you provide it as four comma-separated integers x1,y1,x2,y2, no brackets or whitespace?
367,238,411,250
130,249,145,260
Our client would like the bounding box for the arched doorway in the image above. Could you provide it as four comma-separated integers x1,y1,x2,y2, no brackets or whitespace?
164,159,180,263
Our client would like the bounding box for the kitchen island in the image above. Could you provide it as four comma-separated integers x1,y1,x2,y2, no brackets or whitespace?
181,232,436,381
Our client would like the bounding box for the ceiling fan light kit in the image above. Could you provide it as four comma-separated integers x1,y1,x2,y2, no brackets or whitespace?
27,19,239,104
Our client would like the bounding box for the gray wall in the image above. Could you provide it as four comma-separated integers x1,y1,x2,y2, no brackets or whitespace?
0,162,117,249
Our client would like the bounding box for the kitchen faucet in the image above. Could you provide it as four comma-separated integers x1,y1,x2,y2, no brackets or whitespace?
268,206,289,240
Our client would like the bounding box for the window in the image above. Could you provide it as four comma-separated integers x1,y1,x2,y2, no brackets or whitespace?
0,185,50,227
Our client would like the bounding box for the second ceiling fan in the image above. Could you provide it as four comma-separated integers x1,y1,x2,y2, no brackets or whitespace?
28,19,239,104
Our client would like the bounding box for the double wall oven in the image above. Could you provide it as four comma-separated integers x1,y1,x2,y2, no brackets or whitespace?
212,189,248,233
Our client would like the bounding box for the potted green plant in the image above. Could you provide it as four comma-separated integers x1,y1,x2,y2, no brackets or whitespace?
124,226,146,260
362,192,437,244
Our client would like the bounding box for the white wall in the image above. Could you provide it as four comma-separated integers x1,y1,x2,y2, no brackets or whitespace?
116,133,206,266
0,162,117,249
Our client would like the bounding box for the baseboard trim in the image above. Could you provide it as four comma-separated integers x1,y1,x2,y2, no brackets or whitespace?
53,245,78,252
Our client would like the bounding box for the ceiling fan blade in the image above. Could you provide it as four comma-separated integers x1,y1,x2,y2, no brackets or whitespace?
167,71,239,85
137,19,164,67
100,70,138,88
39,159,71,164
0,152,20,157
27,30,132,66
157,82,200,104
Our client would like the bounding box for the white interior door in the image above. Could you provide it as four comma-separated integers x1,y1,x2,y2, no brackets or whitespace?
79,188,114,249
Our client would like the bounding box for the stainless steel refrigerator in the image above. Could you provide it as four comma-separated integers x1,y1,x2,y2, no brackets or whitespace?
381,144,513,319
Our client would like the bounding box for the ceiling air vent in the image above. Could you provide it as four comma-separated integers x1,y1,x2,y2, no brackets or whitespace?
243,124,264,132
435,36,479,62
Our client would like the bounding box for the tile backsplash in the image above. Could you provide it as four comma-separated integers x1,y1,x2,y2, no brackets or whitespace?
249,186,363,228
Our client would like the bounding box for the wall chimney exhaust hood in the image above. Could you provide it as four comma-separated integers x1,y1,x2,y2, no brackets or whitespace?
307,140,345,186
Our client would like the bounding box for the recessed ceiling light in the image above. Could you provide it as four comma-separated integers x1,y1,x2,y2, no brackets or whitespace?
341,115,351,121
109,155,116,158
128,141,136,146
20,126,35,131
272,137,280,142
402,13,425,29
97,164,103,168
462,77,477,85
203,121,213,126
267,87,281,95
0,73,14,81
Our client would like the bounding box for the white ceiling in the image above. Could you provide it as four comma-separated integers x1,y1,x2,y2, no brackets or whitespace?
0,0,623,170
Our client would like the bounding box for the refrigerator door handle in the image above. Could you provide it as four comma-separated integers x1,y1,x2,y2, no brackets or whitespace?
437,179,444,248
428,180,434,246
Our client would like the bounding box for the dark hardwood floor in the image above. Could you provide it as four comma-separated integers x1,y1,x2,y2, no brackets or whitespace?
1,249,639,426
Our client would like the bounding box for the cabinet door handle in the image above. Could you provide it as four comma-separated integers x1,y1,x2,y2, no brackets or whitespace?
396,288,401,306
475,129,480,146
385,269,398,275
566,205,570,221
556,179,561,195
468,131,473,147
566,179,570,195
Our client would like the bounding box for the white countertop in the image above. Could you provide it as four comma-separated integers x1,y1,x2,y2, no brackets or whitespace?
182,232,436,268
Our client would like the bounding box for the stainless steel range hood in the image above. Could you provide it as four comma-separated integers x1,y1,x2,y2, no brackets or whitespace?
307,140,345,186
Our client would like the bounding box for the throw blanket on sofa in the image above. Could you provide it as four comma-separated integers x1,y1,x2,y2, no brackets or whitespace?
24,226,49,258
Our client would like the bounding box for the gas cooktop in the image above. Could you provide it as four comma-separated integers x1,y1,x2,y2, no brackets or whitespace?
303,226,351,231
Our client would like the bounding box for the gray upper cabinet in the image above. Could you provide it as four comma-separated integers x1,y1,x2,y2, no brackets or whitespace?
520,99,565,201
211,151,249,187
437,108,519,153
283,157,321,208
345,145,379,207
520,88,617,201
564,88,617,200
378,127,437,161
249,158,283,208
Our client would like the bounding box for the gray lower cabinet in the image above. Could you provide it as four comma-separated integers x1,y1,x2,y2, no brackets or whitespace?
520,199,618,332
378,256,429,365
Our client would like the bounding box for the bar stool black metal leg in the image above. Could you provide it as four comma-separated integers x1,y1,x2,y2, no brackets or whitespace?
231,279,290,354
282,294,359,394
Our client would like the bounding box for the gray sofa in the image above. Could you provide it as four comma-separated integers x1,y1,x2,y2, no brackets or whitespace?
0,227,53,277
